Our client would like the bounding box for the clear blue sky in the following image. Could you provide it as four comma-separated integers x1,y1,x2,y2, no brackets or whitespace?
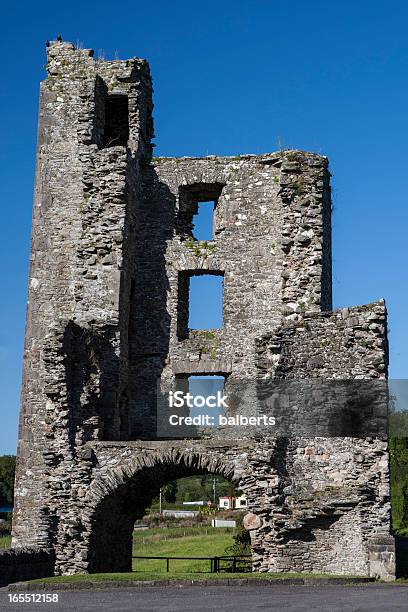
1,0,407,454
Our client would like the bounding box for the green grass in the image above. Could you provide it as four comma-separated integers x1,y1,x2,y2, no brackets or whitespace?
132,527,235,573
28,571,358,584
0,535,11,549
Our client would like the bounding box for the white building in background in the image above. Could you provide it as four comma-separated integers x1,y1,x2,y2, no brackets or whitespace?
235,495,247,509
218,495,247,510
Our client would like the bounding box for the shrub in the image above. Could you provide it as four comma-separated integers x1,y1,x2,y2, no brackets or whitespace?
224,513,251,556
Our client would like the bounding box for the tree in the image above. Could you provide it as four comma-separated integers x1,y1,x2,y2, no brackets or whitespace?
162,480,178,504
0,455,16,507
390,437,408,532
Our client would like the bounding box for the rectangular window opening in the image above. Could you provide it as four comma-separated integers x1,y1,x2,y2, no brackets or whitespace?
177,183,224,240
102,95,129,147
192,201,216,240
177,272,224,339
175,374,226,421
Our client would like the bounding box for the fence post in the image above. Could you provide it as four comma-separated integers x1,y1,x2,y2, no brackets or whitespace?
166,558,169,573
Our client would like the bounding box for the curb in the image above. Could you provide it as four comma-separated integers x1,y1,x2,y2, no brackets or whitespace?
8,576,376,591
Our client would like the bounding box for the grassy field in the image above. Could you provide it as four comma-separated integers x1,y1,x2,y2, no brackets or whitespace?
0,535,11,548
132,527,236,573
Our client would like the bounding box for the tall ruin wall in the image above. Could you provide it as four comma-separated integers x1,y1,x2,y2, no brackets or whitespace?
11,41,395,581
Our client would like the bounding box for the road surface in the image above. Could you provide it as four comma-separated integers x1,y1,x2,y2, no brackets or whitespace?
2,584,408,611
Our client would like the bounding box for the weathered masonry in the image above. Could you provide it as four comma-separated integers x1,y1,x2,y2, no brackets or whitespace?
11,41,395,580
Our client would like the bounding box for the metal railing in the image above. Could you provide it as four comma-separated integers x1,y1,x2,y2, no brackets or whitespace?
132,554,252,573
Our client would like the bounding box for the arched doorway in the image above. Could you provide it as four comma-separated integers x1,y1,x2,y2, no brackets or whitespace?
84,450,249,574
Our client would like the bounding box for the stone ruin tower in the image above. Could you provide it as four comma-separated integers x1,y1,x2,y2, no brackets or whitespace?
12,41,395,579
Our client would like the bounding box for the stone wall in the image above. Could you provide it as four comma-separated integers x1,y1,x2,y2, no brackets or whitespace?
257,301,388,379
127,150,332,436
14,40,153,546
29,438,393,579
0,549,55,587
11,40,395,583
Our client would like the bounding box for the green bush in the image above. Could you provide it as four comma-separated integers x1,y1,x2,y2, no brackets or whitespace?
390,437,408,533
0,455,16,506
224,513,251,556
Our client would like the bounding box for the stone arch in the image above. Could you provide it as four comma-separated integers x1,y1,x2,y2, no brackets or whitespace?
79,448,246,574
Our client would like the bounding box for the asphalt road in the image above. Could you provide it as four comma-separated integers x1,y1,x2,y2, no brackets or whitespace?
2,585,408,612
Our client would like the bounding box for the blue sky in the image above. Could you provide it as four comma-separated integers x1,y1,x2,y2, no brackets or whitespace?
1,0,408,454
